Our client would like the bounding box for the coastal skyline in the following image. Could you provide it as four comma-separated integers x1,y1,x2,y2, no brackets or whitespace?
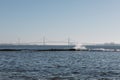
1,0,120,44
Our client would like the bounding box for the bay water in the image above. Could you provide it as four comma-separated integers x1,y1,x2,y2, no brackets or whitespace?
0,51,120,80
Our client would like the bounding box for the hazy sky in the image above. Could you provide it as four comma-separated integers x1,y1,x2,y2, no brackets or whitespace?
0,0,120,44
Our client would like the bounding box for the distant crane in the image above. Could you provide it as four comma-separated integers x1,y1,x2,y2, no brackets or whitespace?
43,36,46,45
68,37,70,45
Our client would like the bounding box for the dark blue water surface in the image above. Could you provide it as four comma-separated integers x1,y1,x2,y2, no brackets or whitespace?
0,51,120,80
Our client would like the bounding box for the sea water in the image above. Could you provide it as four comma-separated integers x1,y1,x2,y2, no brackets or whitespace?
0,51,120,80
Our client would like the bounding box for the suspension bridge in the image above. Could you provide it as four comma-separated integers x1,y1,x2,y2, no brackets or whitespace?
14,37,77,45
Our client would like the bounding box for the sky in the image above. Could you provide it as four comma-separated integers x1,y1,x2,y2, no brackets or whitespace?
0,0,120,44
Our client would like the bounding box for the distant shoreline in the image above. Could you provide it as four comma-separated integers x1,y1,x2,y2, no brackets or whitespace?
0,49,120,52
0,49,77,51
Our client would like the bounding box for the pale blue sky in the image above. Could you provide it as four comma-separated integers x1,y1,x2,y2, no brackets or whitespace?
0,0,120,44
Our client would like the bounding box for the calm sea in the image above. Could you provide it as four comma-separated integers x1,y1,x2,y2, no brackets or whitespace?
0,51,120,80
